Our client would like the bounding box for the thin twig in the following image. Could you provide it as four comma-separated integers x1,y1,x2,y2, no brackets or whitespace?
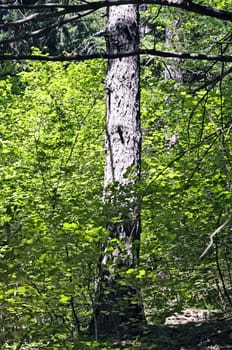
200,217,231,259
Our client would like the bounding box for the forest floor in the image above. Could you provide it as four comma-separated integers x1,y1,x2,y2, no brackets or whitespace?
77,310,232,349
105,313,232,349
137,317,232,350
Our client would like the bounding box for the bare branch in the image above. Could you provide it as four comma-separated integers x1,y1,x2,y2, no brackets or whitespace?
1,49,232,62
192,66,232,94
0,10,69,30
0,0,231,55
0,10,95,47
143,49,232,63
0,1,232,23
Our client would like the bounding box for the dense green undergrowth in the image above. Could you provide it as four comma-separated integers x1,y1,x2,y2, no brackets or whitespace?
1,56,231,349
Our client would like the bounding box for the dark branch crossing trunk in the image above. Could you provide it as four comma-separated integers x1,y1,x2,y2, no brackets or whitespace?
90,0,145,337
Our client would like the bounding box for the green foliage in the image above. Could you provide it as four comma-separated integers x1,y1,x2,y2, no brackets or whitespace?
1,1,232,347
140,56,232,322
1,50,232,348
0,59,106,348
139,4,232,324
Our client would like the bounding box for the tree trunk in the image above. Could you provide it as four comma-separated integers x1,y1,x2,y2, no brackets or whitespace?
90,0,145,337
165,17,184,83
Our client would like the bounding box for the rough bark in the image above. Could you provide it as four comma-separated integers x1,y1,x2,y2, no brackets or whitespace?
90,0,145,337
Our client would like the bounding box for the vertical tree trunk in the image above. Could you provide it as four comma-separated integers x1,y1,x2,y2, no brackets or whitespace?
165,18,183,83
90,0,145,337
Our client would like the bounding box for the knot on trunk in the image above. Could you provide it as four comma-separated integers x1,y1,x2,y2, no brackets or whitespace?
107,18,137,54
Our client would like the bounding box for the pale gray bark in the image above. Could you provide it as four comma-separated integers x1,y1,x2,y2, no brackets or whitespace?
90,1,145,337
104,4,141,186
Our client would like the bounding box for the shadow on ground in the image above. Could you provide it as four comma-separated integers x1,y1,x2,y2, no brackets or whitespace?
110,317,232,349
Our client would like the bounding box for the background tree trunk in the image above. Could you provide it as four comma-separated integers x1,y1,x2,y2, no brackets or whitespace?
165,17,184,83
90,0,145,337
